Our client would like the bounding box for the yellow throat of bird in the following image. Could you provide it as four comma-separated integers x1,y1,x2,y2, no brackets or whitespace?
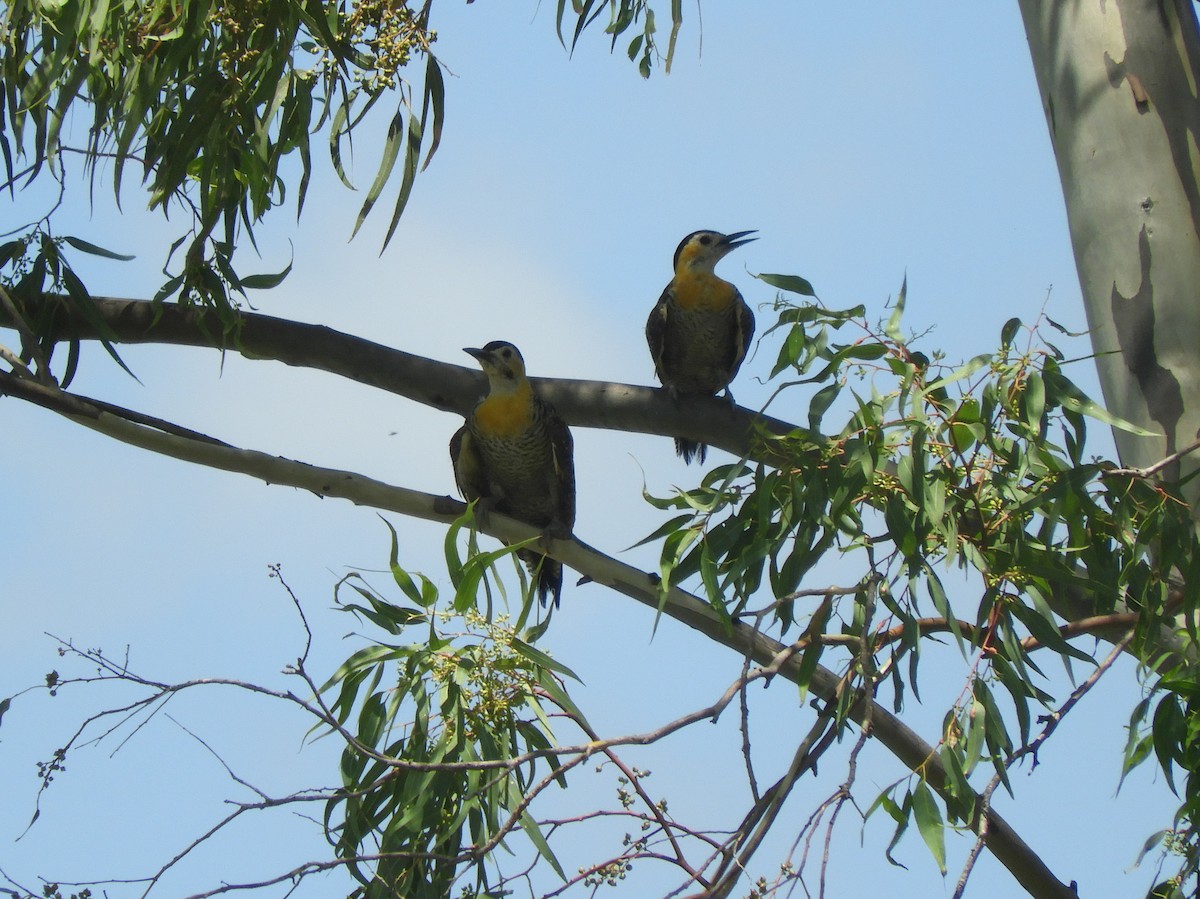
474,380,535,436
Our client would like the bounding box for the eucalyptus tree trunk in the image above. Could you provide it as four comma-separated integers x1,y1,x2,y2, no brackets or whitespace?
1019,1,1200,492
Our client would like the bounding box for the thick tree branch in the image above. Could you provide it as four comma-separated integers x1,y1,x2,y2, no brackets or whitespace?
5,294,802,459
4,299,1189,674
1,375,1076,899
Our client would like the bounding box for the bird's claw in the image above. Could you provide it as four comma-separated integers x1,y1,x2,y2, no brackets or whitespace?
541,521,573,544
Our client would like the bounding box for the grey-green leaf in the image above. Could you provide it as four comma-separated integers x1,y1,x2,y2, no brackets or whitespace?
912,782,947,874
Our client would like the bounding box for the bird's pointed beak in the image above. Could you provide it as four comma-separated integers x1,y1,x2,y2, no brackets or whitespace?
721,230,758,250
464,346,490,363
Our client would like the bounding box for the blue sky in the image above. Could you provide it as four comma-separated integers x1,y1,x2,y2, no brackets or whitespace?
0,3,1177,897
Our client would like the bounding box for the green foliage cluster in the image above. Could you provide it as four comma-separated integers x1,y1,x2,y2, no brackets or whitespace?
642,279,1200,895
555,0,683,77
321,522,585,898
0,230,138,383
1134,677,1200,898
1,0,443,309
0,0,674,325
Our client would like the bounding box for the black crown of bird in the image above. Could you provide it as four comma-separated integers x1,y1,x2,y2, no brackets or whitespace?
450,340,576,608
646,229,757,464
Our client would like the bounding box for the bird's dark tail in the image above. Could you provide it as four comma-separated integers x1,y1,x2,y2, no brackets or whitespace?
675,438,708,465
520,550,563,608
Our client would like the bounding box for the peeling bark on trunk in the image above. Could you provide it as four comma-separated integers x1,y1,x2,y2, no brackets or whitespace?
1019,0,1200,492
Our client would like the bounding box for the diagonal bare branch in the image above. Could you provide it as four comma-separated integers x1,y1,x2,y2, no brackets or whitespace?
0,374,1078,898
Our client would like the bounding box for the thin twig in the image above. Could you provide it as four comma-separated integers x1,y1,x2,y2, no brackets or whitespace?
739,657,760,803
952,628,1135,897
571,713,706,887
1010,629,1137,770
952,777,1002,899
698,678,850,899
269,565,313,667
1102,437,1200,479
736,585,862,620
165,713,270,801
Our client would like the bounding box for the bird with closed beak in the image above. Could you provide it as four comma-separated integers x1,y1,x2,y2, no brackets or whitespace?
450,341,575,607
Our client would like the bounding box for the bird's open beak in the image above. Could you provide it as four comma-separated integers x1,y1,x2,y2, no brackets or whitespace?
722,230,758,250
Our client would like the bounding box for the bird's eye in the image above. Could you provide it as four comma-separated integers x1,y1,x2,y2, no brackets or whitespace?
501,348,512,358
699,235,712,246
